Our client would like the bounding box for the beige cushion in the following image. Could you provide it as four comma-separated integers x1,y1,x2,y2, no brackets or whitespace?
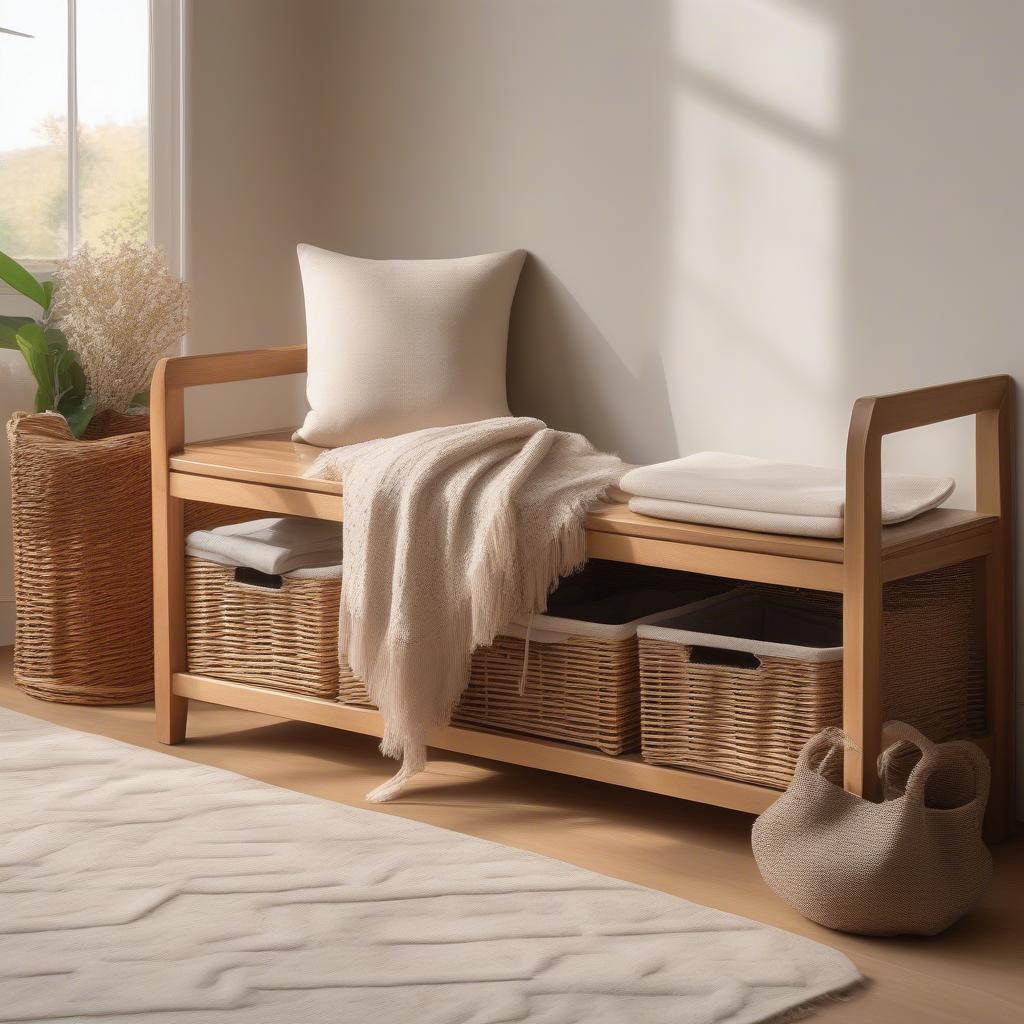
295,245,527,447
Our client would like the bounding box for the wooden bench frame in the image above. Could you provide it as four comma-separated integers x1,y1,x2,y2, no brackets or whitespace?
151,347,1016,837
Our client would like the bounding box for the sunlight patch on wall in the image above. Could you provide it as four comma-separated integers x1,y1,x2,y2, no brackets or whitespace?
676,0,840,134
667,0,844,464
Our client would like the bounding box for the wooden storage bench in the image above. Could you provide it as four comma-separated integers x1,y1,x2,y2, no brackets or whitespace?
151,347,1015,839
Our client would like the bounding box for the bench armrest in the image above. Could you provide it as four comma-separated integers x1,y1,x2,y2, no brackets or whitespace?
151,345,308,473
154,345,307,391
845,374,1013,528
842,375,1014,800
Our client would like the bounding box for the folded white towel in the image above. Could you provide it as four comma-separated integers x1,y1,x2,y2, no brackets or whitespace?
621,452,954,524
628,497,847,538
186,517,344,575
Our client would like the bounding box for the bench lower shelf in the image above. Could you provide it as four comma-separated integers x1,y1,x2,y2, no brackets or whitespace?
174,672,996,818
173,672,785,815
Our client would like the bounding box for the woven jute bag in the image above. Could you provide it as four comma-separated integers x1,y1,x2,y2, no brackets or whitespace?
752,721,992,936
7,410,245,704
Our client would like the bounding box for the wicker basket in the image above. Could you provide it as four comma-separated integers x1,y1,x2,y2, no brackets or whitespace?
639,590,844,788
638,562,981,789
340,561,732,755
185,556,359,699
8,410,254,705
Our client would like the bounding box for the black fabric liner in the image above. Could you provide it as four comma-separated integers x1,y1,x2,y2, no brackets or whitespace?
665,591,843,650
543,559,731,626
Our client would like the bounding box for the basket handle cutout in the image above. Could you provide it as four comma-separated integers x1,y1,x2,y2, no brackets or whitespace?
688,645,761,670
233,567,284,590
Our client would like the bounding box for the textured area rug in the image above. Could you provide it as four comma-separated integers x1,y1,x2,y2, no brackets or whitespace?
0,707,860,1023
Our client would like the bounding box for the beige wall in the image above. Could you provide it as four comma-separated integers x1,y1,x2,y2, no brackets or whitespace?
185,0,329,440
320,0,1024,809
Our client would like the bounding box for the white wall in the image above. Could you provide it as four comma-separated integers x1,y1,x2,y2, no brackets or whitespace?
321,0,1024,808
184,0,328,440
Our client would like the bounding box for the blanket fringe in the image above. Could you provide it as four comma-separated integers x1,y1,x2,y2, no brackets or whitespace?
366,744,427,803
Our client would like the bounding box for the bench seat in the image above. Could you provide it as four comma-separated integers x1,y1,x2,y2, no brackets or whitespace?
171,429,998,593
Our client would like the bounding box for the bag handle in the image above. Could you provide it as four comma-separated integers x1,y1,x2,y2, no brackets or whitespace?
934,739,992,817
796,727,857,780
879,720,991,812
798,723,991,815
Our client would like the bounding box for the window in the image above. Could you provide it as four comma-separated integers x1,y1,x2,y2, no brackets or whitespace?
0,0,182,272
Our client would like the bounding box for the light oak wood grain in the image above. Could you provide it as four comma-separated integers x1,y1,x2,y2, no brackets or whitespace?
174,671,782,814
150,358,188,744
843,375,1014,835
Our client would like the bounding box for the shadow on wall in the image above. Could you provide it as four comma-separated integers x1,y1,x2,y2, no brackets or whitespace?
501,0,1024,483
507,256,678,462
495,0,851,466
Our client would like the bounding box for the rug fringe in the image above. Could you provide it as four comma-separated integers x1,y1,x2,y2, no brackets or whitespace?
757,977,868,1024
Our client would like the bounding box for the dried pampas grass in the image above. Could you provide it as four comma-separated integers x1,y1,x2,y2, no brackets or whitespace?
52,235,189,413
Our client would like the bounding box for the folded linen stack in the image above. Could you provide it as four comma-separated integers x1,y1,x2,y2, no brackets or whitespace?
621,453,955,539
185,517,344,574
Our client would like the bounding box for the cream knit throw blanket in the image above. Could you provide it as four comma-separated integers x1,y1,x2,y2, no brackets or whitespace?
308,417,623,801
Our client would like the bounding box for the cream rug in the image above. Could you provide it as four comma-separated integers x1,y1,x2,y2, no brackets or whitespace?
0,707,860,1023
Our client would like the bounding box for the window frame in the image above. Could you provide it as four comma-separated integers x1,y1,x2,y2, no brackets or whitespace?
0,0,185,295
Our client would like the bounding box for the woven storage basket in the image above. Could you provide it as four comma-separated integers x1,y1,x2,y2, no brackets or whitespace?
186,557,359,699
639,562,981,789
639,590,844,788
8,410,254,705
340,561,732,756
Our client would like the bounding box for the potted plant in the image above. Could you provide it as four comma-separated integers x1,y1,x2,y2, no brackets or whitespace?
2,239,189,704
0,251,97,437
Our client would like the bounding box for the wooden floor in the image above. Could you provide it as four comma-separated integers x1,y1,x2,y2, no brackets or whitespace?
1,650,1021,1024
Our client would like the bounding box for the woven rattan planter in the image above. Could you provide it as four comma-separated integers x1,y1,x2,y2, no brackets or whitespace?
186,557,359,699
8,410,251,705
340,562,731,756
8,410,156,704
638,562,980,789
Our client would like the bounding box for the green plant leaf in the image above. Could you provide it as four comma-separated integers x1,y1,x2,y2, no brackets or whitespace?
0,315,34,349
15,323,55,411
43,326,68,355
41,279,53,311
62,348,87,398
58,394,97,438
0,250,47,309
52,349,77,408
130,389,150,408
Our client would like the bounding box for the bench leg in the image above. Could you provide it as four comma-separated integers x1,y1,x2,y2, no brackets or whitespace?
152,364,187,744
154,493,188,744
843,564,883,800
981,550,1013,841
843,413,883,801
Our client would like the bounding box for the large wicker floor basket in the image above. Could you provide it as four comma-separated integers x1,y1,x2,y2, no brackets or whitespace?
186,556,358,699
8,411,155,704
8,411,251,705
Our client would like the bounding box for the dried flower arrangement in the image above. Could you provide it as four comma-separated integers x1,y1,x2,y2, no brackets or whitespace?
53,236,189,414
0,236,188,436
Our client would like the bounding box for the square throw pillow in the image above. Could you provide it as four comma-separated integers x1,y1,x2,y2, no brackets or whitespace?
294,245,527,447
